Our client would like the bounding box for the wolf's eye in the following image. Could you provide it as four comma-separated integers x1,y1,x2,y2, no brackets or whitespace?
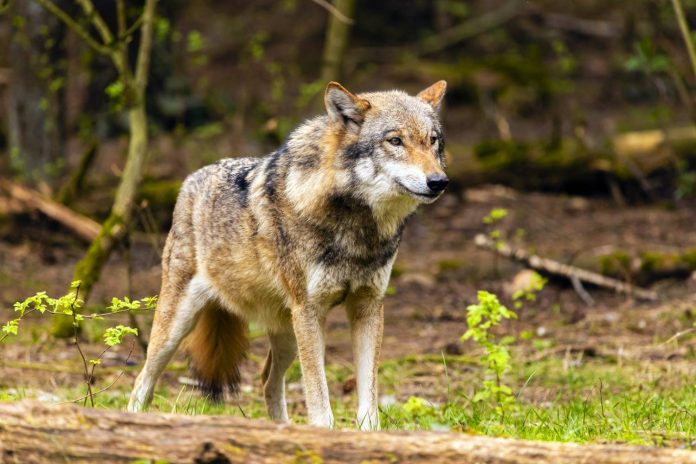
430,136,438,145
388,137,402,146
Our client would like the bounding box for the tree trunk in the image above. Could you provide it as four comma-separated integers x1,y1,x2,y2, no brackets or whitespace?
0,401,693,464
7,0,66,189
52,0,157,337
320,0,355,83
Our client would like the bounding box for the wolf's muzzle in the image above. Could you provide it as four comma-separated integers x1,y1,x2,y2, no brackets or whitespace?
426,174,449,193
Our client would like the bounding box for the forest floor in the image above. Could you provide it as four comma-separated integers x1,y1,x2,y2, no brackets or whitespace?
0,185,695,447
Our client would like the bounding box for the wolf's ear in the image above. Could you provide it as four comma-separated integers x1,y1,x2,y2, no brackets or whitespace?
325,82,371,133
417,80,447,111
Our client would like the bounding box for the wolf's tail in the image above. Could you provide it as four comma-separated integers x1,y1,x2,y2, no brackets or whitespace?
184,304,248,402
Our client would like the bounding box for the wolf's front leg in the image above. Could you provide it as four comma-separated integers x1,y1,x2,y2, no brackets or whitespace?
347,294,384,431
292,305,334,427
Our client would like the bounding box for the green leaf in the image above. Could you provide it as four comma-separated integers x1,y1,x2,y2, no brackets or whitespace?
103,325,138,347
2,319,19,336
483,208,508,225
105,81,125,99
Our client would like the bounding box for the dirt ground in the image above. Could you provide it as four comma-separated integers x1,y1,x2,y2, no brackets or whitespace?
1,184,695,407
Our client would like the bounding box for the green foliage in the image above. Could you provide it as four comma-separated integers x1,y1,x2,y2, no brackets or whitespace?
462,290,518,417
186,31,205,53
483,208,509,250
675,159,696,199
483,208,508,225
105,80,126,111
103,325,139,347
2,284,156,405
512,271,547,310
625,38,671,74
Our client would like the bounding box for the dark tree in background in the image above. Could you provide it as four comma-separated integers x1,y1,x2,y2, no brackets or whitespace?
7,0,66,189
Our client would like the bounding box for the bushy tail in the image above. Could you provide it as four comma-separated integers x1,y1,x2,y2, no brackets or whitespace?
184,305,248,402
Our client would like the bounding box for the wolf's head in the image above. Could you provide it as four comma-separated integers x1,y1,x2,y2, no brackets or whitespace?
325,81,448,209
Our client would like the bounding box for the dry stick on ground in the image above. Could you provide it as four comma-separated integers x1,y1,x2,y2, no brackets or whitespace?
1,401,694,464
0,178,100,241
474,234,659,301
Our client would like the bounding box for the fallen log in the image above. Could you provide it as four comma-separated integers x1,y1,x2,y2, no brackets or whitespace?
0,401,694,464
474,234,659,301
0,178,100,241
445,126,696,195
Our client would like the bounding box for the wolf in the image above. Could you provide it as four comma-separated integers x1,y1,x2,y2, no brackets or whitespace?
128,80,449,430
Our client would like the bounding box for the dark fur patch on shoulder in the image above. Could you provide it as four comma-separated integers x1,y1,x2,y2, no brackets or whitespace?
264,144,288,200
230,165,254,207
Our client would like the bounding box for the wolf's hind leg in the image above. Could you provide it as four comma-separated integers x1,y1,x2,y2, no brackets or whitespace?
128,274,213,412
261,329,297,422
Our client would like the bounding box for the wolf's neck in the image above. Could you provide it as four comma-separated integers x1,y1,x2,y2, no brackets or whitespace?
283,118,416,239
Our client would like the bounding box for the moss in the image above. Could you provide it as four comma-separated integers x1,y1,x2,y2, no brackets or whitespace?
438,259,463,273
638,251,665,274
679,248,696,270
290,450,324,464
137,178,181,211
390,264,404,279
599,250,631,276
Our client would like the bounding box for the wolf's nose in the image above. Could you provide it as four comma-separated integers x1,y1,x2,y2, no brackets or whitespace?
426,174,449,193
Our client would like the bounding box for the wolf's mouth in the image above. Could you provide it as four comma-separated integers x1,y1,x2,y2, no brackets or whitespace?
395,181,439,200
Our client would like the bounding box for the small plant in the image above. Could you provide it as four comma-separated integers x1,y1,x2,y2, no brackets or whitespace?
511,271,547,310
2,281,157,406
462,290,518,418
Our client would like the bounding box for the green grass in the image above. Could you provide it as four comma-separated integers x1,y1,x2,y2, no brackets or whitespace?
2,352,693,448
379,358,695,447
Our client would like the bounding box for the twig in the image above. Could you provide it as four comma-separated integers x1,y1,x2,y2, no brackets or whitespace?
661,328,696,346
570,274,595,306
123,230,148,353
69,284,95,407
309,0,354,24
63,342,135,405
76,0,114,46
474,234,659,301
122,14,144,39
671,0,696,79
0,0,12,14
34,0,111,55
137,201,163,259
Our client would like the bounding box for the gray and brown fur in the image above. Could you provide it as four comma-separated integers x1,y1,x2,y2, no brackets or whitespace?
128,81,449,429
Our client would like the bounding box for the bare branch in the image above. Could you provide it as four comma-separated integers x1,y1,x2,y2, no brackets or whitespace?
75,0,114,45
122,13,144,39
671,0,696,79
474,234,659,301
310,0,354,25
35,0,111,55
0,0,13,14
134,0,158,89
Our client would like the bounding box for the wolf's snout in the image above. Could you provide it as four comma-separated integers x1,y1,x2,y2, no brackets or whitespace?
426,174,449,193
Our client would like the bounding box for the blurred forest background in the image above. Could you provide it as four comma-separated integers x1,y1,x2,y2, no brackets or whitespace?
0,0,695,446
